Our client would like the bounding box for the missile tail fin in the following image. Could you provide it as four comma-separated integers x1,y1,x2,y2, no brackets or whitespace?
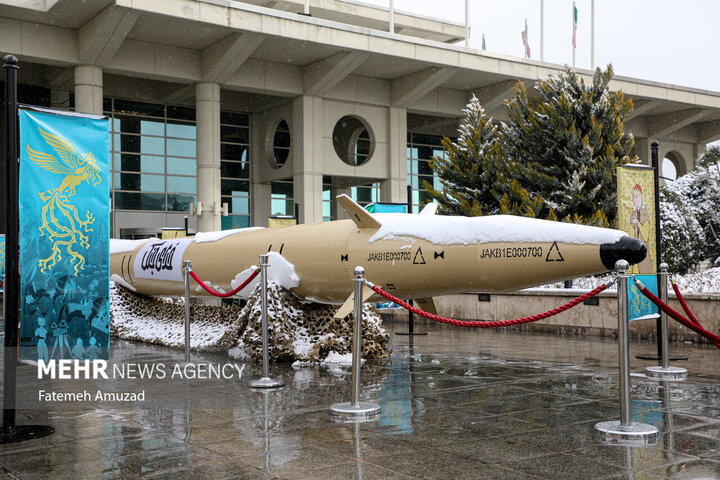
414,297,438,315
333,285,375,319
337,194,382,230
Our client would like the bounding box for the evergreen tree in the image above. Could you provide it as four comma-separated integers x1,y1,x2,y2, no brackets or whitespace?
499,66,635,226
663,149,720,268
424,95,507,215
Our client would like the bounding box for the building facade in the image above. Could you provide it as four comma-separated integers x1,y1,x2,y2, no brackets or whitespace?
1,0,719,237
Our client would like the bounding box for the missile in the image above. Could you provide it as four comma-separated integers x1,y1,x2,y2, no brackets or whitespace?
110,195,646,318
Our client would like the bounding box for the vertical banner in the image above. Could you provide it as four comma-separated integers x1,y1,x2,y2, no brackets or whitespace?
18,108,110,360
618,165,659,321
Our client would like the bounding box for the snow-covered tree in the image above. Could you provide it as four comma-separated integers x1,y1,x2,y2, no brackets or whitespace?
499,66,635,226
659,189,705,273
424,95,508,216
662,148,720,269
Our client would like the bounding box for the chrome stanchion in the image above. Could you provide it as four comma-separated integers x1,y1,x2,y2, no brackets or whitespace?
249,254,284,388
330,266,381,420
183,260,191,363
645,263,688,381
595,260,658,445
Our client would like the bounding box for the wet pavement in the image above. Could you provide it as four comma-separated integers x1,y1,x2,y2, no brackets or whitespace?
1,320,719,479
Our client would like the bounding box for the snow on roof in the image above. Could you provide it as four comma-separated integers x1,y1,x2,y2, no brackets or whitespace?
369,213,627,245
195,227,265,243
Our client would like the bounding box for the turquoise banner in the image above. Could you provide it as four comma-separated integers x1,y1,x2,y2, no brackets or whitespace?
0,234,4,290
628,274,660,322
18,108,110,361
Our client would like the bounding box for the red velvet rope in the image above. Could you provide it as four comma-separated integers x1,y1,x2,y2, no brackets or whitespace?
670,279,702,328
188,268,259,298
369,283,609,328
636,282,720,348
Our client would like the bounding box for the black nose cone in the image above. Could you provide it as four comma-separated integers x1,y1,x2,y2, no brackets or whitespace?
600,236,647,270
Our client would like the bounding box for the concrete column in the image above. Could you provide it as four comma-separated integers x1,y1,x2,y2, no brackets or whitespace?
334,183,352,220
51,90,71,110
74,65,103,115
633,137,651,166
381,106,408,203
250,114,271,226
292,95,324,224
196,82,221,232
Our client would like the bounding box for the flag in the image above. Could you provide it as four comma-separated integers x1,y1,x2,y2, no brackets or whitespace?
521,18,530,58
572,2,578,48
482,33,486,51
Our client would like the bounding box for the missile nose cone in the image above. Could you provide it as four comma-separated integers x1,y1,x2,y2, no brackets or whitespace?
599,236,647,270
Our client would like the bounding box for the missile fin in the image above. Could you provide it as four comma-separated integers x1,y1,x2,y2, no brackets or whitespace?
333,285,375,319
414,297,438,315
419,203,438,215
336,194,381,230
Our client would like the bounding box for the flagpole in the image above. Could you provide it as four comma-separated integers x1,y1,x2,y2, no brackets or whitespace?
572,1,576,68
591,0,595,69
465,0,469,47
389,0,394,33
540,0,544,62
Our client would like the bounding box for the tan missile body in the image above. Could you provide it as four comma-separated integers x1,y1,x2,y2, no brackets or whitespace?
110,195,645,315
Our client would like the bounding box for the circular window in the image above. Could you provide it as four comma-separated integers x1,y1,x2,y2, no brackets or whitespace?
332,115,374,166
272,120,290,167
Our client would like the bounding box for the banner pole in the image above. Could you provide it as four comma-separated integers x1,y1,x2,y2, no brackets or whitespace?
1,55,53,444
2,55,19,437
651,142,663,359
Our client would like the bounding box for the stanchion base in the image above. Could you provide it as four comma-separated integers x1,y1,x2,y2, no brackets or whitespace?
635,353,688,361
330,402,381,420
0,425,55,444
248,377,284,388
594,421,658,445
644,366,688,381
395,332,428,336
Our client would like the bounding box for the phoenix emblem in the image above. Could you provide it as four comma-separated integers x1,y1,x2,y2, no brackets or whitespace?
26,127,101,275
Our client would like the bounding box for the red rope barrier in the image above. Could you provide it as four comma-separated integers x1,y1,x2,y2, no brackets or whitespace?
189,268,260,298
670,279,702,328
368,282,609,328
634,279,720,348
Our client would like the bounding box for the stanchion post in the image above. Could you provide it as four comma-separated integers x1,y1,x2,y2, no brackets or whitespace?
645,263,688,380
595,260,658,444
249,254,284,388
183,260,191,363
330,266,381,420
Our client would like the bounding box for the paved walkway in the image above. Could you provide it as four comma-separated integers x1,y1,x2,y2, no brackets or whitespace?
1,321,719,479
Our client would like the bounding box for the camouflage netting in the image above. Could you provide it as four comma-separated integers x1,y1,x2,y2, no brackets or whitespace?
109,281,390,362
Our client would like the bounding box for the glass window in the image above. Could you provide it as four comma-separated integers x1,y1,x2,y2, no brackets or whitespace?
141,136,165,155
115,192,165,211
167,105,195,121
221,161,249,179
167,176,196,194
141,120,164,136
222,215,250,230
221,144,248,162
221,125,249,144
167,156,196,176
114,99,164,117
167,194,195,212
221,111,249,127
221,179,249,196
222,196,250,215
167,121,195,139
113,172,164,192
167,138,195,157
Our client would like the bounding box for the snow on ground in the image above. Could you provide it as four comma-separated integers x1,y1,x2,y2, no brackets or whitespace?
369,213,626,246
535,268,720,295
